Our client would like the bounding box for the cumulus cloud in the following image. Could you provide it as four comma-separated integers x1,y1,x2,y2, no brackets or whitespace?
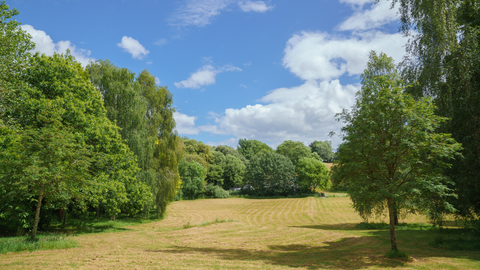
338,1,398,31
21,24,94,66
117,36,149,59
169,0,231,27
173,112,200,135
201,80,358,147
283,31,407,81
174,64,242,89
238,1,274,12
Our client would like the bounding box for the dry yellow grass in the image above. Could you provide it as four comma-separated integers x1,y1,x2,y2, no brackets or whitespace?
1,197,479,269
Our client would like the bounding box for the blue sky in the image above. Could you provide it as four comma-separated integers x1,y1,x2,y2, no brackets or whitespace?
12,0,408,149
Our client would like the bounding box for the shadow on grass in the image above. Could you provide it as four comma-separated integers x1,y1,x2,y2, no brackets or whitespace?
145,227,480,269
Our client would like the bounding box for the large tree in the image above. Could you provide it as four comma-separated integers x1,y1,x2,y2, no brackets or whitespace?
333,51,461,251
237,139,273,160
276,140,318,167
390,0,480,220
244,152,297,196
87,61,182,218
309,140,334,162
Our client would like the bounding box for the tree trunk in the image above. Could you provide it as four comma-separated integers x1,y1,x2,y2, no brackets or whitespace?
58,209,64,222
31,190,44,240
387,198,398,251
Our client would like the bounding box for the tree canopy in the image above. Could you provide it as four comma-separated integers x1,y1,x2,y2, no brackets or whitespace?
332,51,462,251
390,0,480,220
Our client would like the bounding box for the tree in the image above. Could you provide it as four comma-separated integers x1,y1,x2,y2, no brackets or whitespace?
206,151,226,186
309,140,334,162
88,62,182,218
390,0,480,221
178,160,206,200
244,152,297,196
296,157,331,192
237,139,273,160
1,103,90,239
276,140,317,167
213,145,248,166
222,154,246,189
332,51,461,251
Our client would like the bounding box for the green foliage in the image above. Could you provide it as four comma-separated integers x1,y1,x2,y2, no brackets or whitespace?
206,151,225,186
244,151,297,196
178,160,206,200
0,234,78,254
237,138,273,160
309,140,334,162
183,138,212,165
333,51,462,251
276,140,317,167
213,145,248,166
87,61,181,219
385,249,408,260
204,184,230,199
392,0,480,221
222,154,247,189
295,157,331,191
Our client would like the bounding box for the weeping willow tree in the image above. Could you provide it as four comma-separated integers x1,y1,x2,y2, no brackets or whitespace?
87,62,183,218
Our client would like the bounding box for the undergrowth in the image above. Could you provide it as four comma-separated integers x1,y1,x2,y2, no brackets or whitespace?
0,233,78,254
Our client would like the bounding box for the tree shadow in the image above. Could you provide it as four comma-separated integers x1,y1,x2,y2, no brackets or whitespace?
145,227,480,269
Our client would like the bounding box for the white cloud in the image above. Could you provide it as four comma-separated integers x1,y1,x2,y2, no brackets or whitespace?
117,36,149,59
169,0,231,27
174,112,200,135
338,1,398,31
174,64,241,89
238,1,273,12
155,77,160,85
201,80,358,148
282,31,407,81
175,65,217,89
21,24,94,66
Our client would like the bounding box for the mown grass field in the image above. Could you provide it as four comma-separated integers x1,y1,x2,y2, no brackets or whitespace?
1,196,479,269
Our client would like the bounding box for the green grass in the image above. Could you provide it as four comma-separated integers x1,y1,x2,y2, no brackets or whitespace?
0,233,78,254
430,229,480,251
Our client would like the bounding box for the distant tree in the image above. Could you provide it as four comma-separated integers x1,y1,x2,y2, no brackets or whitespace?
296,157,331,192
244,152,297,196
309,140,334,162
222,154,247,189
183,138,213,165
237,139,273,160
178,160,206,200
213,145,248,166
206,151,226,186
276,140,317,167
333,51,462,252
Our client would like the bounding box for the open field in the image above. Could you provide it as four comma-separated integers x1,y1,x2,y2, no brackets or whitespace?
1,196,479,269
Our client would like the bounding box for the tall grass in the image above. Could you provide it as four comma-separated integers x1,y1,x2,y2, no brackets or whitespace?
0,233,78,254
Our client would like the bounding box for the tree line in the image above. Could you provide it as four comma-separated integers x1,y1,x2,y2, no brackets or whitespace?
175,138,332,200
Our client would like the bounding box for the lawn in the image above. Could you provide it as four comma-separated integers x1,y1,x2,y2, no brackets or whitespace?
1,196,479,269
